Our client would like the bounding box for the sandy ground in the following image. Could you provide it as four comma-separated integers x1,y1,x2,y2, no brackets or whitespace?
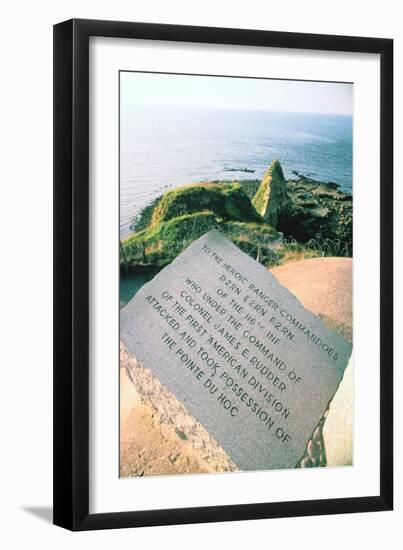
272,257,353,466
120,366,219,477
120,256,353,477
271,257,352,331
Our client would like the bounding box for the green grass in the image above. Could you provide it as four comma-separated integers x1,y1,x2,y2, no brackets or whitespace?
151,182,262,225
121,175,352,277
130,196,160,233
210,179,261,200
121,211,279,273
275,236,352,266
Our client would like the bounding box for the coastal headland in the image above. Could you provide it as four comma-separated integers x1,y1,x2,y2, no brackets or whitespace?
120,160,352,277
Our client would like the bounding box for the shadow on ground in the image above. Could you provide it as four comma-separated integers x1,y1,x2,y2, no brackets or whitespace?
22,506,53,524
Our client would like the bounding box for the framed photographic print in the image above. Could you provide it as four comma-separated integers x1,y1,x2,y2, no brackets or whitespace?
53,19,393,530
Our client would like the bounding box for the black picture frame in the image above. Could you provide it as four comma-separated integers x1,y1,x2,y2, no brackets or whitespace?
53,18,393,531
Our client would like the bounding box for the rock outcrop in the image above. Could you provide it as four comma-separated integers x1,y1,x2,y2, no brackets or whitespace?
280,176,352,248
251,160,352,251
252,159,290,226
121,181,280,272
122,160,352,274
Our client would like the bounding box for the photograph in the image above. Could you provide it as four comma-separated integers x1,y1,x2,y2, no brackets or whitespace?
0,0,396,542
119,71,354,478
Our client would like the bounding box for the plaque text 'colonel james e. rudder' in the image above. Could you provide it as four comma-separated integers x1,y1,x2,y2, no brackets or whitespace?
121,230,352,471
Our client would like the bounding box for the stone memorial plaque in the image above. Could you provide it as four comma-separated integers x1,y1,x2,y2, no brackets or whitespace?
121,230,352,471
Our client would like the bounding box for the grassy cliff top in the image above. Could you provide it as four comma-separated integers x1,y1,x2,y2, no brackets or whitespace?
122,211,279,272
121,160,352,275
151,182,262,226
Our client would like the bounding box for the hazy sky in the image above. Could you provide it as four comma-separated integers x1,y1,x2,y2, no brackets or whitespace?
121,71,352,115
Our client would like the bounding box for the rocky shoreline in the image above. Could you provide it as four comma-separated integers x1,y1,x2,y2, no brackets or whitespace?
120,160,352,277
250,160,352,249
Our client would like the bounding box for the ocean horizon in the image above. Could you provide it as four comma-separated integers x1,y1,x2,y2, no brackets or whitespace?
120,106,352,238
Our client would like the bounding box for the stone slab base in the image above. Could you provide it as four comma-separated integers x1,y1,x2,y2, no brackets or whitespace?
121,256,353,476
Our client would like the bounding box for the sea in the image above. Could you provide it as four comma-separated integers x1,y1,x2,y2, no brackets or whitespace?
120,107,352,238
